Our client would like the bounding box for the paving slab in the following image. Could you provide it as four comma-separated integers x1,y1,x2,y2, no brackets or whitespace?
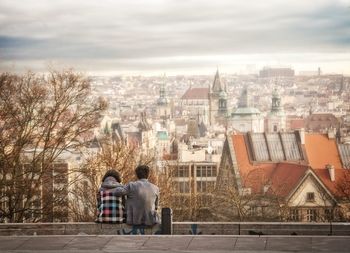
64,236,112,250
141,236,193,250
15,236,73,250
312,237,350,252
266,237,312,251
103,236,149,251
0,236,30,250
234,237,267,250
187,236,236,251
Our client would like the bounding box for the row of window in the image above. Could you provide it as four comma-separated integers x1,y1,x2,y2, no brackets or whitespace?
250,132,302,162
173,181,216,193
171,165,217,178
289,208,334,222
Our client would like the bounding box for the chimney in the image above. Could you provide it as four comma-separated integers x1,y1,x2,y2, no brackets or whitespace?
326,164,335,182
299,128,305,145
328,127,336,139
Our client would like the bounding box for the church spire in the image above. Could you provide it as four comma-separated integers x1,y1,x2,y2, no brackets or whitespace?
157,74,168,105
212,68,225,92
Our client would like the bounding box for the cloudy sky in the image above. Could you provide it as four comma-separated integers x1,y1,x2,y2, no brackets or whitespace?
0,0,349,75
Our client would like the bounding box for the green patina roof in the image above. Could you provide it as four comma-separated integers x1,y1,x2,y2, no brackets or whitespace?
232,107,261,115
157,131,169,140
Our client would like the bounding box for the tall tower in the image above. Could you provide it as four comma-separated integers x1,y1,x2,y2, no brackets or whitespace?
267,88,286,132
209,69,227,125
156,77,171,120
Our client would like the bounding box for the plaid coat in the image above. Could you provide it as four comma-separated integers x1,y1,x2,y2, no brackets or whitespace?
96,177,126,223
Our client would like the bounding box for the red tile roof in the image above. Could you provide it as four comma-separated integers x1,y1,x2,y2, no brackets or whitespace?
289,119,305,130
268,163,309,197
230,133,349,199
231,133,335,198
313,168,350,198
305,134,343,169
181,87,209,100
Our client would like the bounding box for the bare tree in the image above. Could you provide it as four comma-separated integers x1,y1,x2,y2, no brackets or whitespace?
0,70,107,222
335,170,350,221
68,134,160,221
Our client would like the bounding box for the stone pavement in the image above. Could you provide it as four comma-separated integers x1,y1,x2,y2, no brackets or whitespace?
1,235,350,253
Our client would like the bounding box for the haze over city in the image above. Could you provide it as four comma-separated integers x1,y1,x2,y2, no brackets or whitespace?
0,0,350,75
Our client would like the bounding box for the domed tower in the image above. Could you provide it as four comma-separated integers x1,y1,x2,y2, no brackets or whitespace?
266,88,286,132
209,69,227,125
230,86,264,133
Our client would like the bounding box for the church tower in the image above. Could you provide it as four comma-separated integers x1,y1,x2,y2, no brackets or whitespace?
156,77,171,120
266,88,286,132
209,69,227,125
230,86,264,133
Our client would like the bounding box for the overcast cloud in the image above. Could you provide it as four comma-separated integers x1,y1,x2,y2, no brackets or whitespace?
0,0,349,74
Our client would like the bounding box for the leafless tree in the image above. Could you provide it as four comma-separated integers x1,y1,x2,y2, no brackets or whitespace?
0,70,107,222
335,170,350,221
68,134,161,221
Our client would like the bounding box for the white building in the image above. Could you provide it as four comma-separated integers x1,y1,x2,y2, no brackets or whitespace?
230,87,264,133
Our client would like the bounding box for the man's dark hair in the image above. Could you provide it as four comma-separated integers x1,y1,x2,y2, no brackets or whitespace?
102,169,121,183
135,165,150,179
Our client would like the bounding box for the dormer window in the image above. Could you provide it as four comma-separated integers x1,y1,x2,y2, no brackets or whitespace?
306,192,315,202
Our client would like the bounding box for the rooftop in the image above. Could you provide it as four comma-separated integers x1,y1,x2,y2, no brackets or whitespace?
181,87,209,100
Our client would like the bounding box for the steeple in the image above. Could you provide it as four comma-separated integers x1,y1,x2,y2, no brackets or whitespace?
271,88,283,113
212,68,225,92
157,75,168,105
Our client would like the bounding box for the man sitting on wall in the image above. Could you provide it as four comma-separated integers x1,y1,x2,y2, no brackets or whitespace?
114,165,160,226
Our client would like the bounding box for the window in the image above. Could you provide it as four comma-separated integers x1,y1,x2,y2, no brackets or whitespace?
250,133,269,161
197,181,215,193
266,133,285,160
172,166,189,177
306,192,315,202
178,181,189,193
290,209,300,221
249,206,258,216
280,133,302,160
196,165,217,178
306,209,317,222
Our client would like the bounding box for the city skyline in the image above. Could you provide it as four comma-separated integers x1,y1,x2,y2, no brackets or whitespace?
0,0,350,75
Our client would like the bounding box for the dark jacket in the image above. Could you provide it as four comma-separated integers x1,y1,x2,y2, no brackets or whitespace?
96,176,126,223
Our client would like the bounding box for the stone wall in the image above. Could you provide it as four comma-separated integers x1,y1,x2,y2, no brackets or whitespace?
1,222,350,236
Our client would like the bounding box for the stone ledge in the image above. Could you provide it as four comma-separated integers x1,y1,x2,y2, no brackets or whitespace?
1,222,350,236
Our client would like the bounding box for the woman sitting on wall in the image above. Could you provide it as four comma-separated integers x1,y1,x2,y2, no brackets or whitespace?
96,169,126,223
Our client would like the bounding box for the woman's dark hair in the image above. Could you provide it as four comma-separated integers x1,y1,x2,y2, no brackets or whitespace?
102,169,121,183
135,165,150,179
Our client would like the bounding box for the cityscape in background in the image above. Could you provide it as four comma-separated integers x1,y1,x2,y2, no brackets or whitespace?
1,0,350,224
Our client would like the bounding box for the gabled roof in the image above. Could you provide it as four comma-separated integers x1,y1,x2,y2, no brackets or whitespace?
231,133,308,196
313,168,350,198
181,87,209,100
228,132,347,200
268,164,309,198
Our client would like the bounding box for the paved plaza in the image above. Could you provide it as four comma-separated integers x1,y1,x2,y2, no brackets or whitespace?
1,235,350,253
